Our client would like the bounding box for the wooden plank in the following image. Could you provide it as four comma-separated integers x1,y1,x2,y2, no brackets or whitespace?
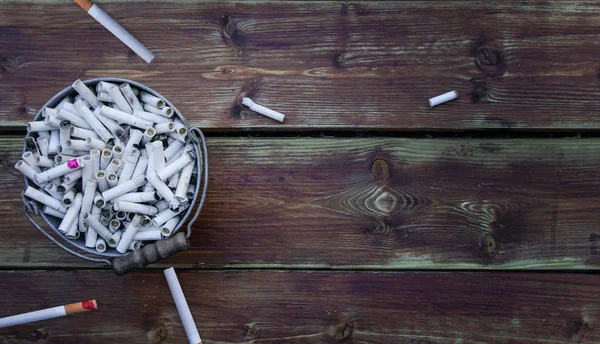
2,1,600,130
0,270,598,343
3,136,600,269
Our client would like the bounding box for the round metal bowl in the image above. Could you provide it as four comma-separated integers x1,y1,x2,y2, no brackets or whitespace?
21,78,208,262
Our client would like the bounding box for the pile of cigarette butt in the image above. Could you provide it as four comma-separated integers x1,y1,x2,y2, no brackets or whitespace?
18,79,198,254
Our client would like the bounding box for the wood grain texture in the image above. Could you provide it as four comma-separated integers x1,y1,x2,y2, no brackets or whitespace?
0,270,598,343
3,136,600,269
2,1,600,130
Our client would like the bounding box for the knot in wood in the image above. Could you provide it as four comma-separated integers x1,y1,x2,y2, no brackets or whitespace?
34,329,50,341
371,159,390,180
334,323,353,340
475,46,506,77
152,325,168,344
243,323,257,339
483,234,497,254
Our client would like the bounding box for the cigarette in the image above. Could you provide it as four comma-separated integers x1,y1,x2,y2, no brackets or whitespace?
43,205,66,219
82,212,114,241
141,128,156,145
85,137,109,151
133,230,162,241
97,91,113,103
100,105,153,129
81,180,97,217
154,122,176,134
143,103,173,118
116,214,142,253
24,186,67,213
158,151,193,181
163,140,184,161
148,141,165,171
161,217,179,237
102,174,146,202
54,153,76,166
22,152,41,173
96,81,116,93
152,206,187,227
113,191,157,203
59,122,71,149
133,109,170,124
36,158,83,184
63,169,83,184
74,99,113,142
107,84,133,114
65,139,88,151
85,227,98,248
100,149,112,170
66,220,80,239
62,188,76,207
81,155,94,187
121,129,143,162
57,109,92,129
109,219,121,233
428,90,458,107
105,158,122,174
107,172,119,188
168,171,180,189
59,193,83,233
44,183,64,199
90,148,101,176
129,241,141,251
112,145,124,160
107,230,122,248
27,121,55,132
118,149,140,185
95,110,128,141
49,130,60,155
57,180,78,194
175,163,194,202
169,123,188,143
120,83,144,111
186,184,195,200
15,161,42,187
242,97,285,123
95,237,107,252
114,201,158,216
44,114,63,128
164,268,202,344
131,156,148,179
139,92,165,109
74,0,154,63
115,211,127,221
0,300,98,329
96,170,110,193
146,172,180,209
153,199,169,212
72,79,101,108
35,155,54,168
70,126,101,141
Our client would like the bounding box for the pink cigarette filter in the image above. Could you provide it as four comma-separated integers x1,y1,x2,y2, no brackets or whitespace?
74,0,155,63
0,300,98,328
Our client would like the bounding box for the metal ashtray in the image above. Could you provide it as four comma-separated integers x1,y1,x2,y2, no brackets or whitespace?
20,78,208,275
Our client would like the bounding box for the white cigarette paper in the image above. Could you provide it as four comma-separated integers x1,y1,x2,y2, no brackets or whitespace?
133,230,162,241
120,83,144,111
24,186,67,213
105,159,121,174
95,237,107,252
164,267,202,344
72,79,101,108
107,84,133,114
102,174,146,202
146,172,180,209
428,90,458,107
116,214,142,253
242,97,285,122
161,217,179,237
114,201,158,215
74,99,113,142
159,151,193,181
0,300,98,329
96,170,110,193
74,1,155,63
134,110,170,124
100,105,153,129
15,161,42,187
36,158,83,184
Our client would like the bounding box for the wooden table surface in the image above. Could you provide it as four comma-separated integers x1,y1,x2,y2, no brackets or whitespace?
2,1,600,343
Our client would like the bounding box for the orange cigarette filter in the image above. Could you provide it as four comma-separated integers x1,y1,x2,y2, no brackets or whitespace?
74,0,94,12
64,300,98,315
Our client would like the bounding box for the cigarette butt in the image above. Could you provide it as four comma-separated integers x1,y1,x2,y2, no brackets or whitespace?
0,300,98,328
